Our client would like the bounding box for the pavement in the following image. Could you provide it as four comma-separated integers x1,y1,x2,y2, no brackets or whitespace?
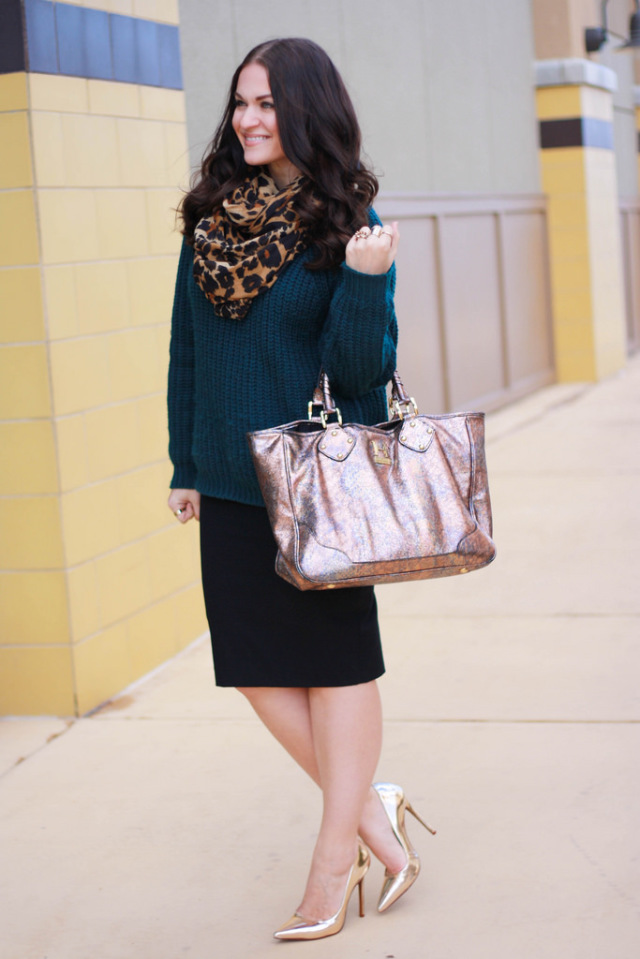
1,355,639,959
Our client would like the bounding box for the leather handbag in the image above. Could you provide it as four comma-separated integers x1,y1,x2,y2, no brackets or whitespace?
247,370,496,590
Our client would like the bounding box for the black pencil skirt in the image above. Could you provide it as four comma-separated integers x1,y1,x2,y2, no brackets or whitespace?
199,496,385,687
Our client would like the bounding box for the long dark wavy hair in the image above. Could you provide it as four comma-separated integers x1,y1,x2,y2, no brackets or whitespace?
179,38,378,270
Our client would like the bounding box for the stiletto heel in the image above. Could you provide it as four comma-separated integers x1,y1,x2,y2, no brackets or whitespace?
273,843,370,940
406,801,437,835
373,782,436,913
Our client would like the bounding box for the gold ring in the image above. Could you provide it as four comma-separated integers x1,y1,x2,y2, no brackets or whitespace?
381,229,393,238
174,508,184,516
354,228,370,240
371,226,383,237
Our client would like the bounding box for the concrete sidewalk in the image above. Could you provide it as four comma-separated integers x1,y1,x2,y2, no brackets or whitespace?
1,357,639,959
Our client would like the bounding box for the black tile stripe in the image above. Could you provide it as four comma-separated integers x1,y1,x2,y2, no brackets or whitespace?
1,0,183,89
0,0,26,75
540,117,613,150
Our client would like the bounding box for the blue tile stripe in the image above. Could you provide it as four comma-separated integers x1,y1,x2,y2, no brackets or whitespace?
21,0,183,89
539,117,614,150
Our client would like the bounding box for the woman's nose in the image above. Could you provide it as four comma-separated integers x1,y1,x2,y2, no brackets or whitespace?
241,106,260,128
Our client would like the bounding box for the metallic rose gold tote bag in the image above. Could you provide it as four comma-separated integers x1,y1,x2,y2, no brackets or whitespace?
247,371,496,590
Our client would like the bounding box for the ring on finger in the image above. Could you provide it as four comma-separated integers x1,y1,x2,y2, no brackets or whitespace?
371,225,383,237
174,508,184,517
354,228,370,240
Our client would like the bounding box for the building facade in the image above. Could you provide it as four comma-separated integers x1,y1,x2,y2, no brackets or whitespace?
1,0,638,715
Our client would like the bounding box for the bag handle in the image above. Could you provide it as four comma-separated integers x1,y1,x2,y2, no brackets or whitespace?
309,369,418,426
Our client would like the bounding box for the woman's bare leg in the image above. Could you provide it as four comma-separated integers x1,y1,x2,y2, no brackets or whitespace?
238,684,407,908
292,682,380,918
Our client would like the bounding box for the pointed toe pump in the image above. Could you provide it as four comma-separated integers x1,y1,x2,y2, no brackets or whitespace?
273,843,370,941
373,782,436,914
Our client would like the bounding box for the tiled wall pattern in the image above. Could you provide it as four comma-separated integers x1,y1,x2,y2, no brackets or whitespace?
0,0,207,715
536,76,627,381
22,0,182,86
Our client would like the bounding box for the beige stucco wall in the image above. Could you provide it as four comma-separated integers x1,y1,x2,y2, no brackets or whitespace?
178,0,541,195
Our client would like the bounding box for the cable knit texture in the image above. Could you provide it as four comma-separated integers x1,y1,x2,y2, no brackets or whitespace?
167,212,398,507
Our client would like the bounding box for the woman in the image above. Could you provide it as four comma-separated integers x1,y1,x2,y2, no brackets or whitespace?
167,37,434,941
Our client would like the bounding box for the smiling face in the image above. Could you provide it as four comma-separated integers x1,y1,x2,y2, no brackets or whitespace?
232,61,299,189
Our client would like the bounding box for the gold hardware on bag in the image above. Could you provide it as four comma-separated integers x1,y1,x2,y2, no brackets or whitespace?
320,408,342,428
371,439,391,465
389,396,419,420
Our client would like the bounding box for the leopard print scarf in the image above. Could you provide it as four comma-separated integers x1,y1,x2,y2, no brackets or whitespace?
192,172,308,320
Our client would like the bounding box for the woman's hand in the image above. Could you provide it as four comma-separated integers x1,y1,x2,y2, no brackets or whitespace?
168,488,201,523
345,221,399,275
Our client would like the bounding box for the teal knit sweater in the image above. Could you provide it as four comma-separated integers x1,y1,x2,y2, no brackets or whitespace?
167,218,398,507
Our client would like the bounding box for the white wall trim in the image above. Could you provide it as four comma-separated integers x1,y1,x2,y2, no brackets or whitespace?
634,85,640,107
535,58,618,93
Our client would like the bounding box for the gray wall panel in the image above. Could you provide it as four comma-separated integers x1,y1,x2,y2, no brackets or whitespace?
178,0,541,195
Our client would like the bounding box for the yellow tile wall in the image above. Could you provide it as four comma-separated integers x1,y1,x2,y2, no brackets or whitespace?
584,149,627,379
29,74,89,114
73,622,132,716
173,584,207,648
128,595,177,677
0,72,28,112
0,268,44,342
0,345,51,417
0,113,32,188
0,572,69,645
1,69,202,716
0,497,64,569
0,191,39,265
66,561,100,642
87,78,139,118
0,421,58,495
38,189,101,263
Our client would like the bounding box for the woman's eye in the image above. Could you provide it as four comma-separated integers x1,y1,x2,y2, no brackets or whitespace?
262,101,275,110
234,100,245,108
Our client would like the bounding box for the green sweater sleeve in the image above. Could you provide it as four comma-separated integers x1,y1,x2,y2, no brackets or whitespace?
167,240,197,489
319,260,398,399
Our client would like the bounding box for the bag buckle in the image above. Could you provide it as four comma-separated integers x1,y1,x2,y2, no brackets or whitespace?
308,402,343,428
389,396,419,420
320,408,342,429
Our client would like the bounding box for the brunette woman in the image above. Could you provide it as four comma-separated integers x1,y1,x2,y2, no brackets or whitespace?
167,37,434,941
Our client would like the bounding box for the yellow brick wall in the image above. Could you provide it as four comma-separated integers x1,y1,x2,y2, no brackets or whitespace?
536,85,627,381
0,63,207,715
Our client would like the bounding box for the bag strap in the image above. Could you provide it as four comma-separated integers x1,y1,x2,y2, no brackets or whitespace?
310,369,418,424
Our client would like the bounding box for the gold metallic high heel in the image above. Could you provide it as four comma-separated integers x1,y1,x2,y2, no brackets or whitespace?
373,782,436,913
273,843,370,941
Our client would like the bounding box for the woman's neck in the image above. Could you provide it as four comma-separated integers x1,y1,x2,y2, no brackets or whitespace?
269,159,302,191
